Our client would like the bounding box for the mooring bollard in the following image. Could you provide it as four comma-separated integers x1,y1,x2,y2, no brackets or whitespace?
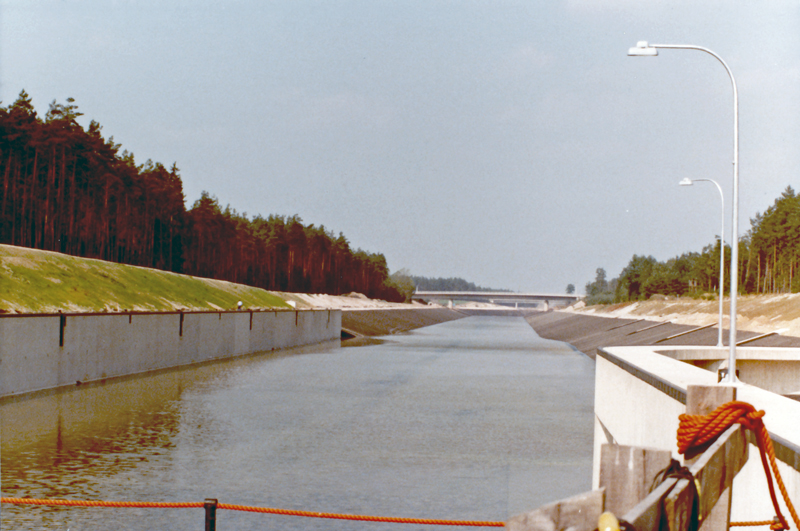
204,498,218,531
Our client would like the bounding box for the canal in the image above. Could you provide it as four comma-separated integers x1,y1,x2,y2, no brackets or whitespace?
2,315,595,530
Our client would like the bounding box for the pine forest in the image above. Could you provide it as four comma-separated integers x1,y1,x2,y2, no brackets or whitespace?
586,186,800,304
0,92,405,302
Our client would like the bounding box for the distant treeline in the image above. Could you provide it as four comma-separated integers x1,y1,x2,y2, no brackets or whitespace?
0,92,405,301
586,186,800,304
411,275,507,292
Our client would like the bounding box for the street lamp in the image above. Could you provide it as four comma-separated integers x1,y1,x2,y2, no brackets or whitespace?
680,178,725,348
629,41,740,384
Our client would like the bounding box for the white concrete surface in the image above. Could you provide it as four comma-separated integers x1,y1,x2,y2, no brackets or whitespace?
594,345,800,523
657,347,800,396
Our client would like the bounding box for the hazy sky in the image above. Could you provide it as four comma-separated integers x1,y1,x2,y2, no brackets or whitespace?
3,1,799,293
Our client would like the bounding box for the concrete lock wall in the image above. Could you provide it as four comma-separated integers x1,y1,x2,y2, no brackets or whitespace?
660,347,800,397
594,345,800,522
0,309,341,399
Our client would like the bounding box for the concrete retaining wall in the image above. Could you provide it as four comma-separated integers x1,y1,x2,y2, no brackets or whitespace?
594,345,800,522
0,309,341,398
526,312,800,522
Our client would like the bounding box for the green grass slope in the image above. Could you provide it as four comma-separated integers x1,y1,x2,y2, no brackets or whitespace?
0,244,292,313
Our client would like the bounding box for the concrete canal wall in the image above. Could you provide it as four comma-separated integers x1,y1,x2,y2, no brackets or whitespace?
525,311,800,522
594,345,800,523
0,309,341,399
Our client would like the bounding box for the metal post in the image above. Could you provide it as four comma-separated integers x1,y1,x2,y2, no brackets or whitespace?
629,42,739,382
684,178,725,347
204,498,218,531
715,181,725,349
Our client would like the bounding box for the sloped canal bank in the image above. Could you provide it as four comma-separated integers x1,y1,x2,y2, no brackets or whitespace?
525,310,800,360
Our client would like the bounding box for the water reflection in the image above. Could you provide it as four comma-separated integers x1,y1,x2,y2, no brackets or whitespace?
341,336,388,347
2,317,594,530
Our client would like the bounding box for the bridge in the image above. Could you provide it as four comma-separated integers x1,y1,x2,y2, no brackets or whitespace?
412,291,581,310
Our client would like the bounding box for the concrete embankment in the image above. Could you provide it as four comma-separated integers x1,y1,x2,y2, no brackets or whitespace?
1,306,484,400
0,309,340,400
341,307,466,337
525,310,800,359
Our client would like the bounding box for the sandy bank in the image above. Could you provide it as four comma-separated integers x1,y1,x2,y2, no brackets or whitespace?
526,309,800,360
564,294,800,338
284,292,519,336
283,292,534,337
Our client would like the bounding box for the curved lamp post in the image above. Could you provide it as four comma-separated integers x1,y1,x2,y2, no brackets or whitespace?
680,178,725,348
629,41,739,383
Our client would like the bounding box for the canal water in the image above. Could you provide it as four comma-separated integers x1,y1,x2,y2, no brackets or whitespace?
1,316,595,530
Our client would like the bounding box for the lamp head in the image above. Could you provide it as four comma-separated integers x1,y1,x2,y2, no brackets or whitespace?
628,41,658,56
679,178,694,186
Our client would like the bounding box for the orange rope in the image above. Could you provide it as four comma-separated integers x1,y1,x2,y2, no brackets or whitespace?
217,503,505,526
1,498,202,509
677,401,800,531
1,497,505,526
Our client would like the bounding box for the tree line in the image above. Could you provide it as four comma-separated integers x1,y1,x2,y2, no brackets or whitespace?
0,91,405,301
586,186,800,304
410,275,507,292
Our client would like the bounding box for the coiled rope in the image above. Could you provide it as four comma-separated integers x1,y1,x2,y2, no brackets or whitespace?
1,497,505,527
676,401,799,531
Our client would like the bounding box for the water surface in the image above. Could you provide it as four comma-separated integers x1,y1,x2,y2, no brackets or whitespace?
2,316,595,530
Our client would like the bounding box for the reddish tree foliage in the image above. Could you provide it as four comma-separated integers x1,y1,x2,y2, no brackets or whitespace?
0,92,404,301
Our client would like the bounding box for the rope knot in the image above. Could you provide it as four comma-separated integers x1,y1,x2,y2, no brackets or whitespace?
677,401,797,531
737,409,766,432
770,518,786,531
677,401,755,456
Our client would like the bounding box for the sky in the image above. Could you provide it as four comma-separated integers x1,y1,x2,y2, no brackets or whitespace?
2,1,798,294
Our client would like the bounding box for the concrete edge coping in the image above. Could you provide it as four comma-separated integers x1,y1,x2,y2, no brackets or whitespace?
0,308,335,319
598,346,800,473
655,346,800,361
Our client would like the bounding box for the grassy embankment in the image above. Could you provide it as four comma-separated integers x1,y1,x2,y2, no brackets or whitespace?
0,244,292,313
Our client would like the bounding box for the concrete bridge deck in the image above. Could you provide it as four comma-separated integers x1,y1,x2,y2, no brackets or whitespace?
413,291,580,308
